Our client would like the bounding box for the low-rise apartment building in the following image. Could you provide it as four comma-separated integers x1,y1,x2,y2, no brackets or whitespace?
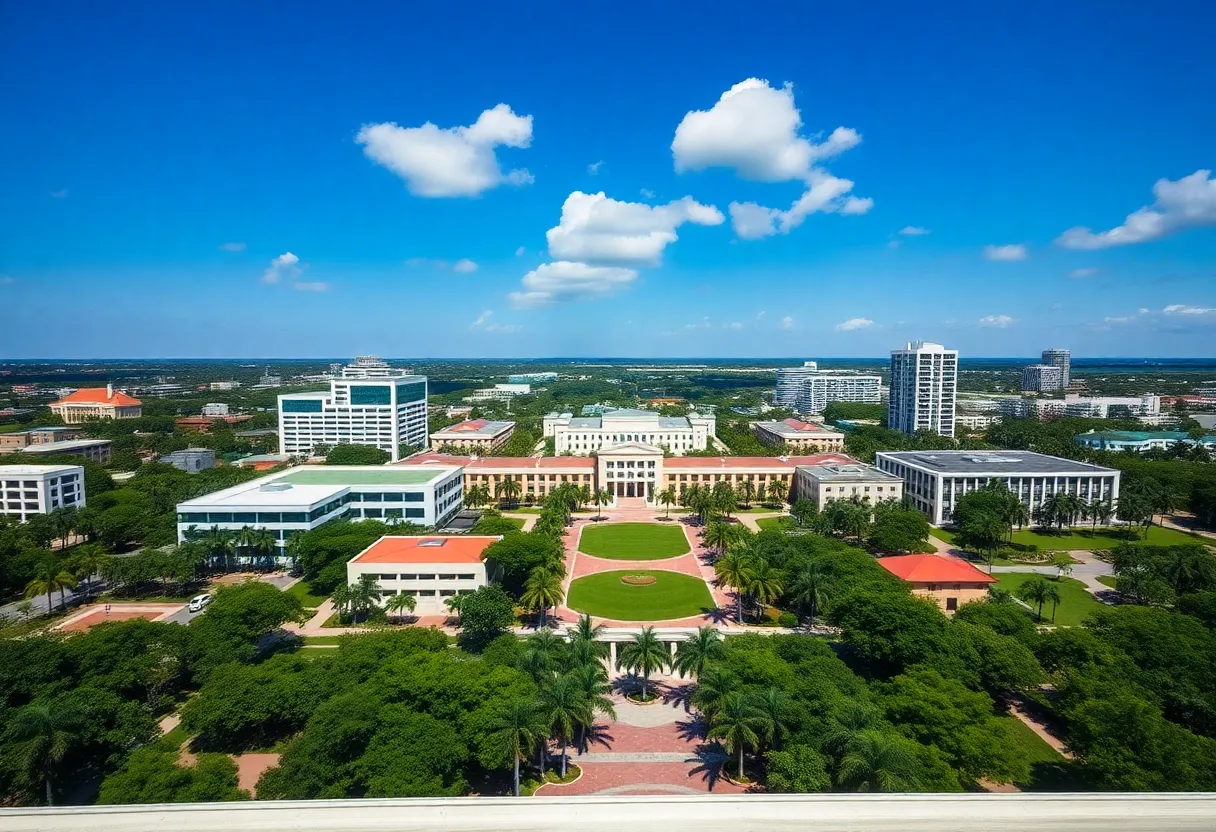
346,535,502,615
429,419,515,452
753,418,846,452
0,464,86,521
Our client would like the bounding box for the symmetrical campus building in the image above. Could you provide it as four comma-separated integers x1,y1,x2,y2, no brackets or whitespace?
278,358,428,462
49,385,142,423
888,341,958,437
753,418,845,452
543,408,715,456
0,464,86,521
175,465,463,560
875,449,1120,526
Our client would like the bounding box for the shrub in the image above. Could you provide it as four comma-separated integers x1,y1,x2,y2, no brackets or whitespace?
778,612,799,628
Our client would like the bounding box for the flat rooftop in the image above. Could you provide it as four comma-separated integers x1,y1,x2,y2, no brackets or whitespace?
178,464,459,508
279,468,448,486
350,535,502,564
665,453,856,471
406,453,595,471
878,450,1117,475
431,419,515,437
799,463,902,483
0,464,83,477
20,439,112,453
756,419,842,437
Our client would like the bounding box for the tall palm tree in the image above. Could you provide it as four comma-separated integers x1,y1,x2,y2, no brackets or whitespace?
657,487,678,518
738,480,755,509
353,574,381,622
568,662,617,752
1015,576,1055,622
443,593,464,622
692,666,741,722
617,626,669,700
497,477,522,508
538,674,587,778
754,687,792,750
489,700,546,797
714,550,757,625
756,482,768,505
24,562,76,614
708,693,764,779
570,614,609,664
8,701,72,805
518,640,558,687
331,582,352,620
838,731,917,792
594,488,613,519
672,627,724,679
745,559,784,619
385,592,416,623
768,478,788,507
521,567,564,628
66,544,109,601
250,528,277,572
703,519,736,558
790,560,828,623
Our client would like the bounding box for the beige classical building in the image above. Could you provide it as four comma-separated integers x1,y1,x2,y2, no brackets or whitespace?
49,385,142,424
409,454,596,503
753,418,845,452
877,554,996,614
429,419,515,452
794,463,905,510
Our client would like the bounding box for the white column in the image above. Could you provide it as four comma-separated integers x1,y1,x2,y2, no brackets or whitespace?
609,641,618,667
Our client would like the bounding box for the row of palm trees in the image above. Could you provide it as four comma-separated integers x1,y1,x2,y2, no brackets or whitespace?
22,543,111,614
184,525,283,573
1034,493,1114,531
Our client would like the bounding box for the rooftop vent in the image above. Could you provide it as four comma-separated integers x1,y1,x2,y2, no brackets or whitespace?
417,539,446,547
960,454,1022,464
259,483,293,492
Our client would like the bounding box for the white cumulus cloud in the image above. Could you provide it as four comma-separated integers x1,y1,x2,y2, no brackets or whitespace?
983,244,1028,261
672,78,870,239
452,258,478,273
545,191,723,265
978,314,1015,328
1163,304,1216,316
899,226,930,236
1056,169,1216,249
779,315,795,330
509,261,638,309
835,317,873,331
356,103,533,198
726,321,743,330
262,252,300,284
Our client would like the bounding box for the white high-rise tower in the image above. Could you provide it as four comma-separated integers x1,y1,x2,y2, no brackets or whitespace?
888,341,958,437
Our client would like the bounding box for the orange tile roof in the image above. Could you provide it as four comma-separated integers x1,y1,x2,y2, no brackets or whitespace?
449,418,490,432
665,453,856,470
51,387,142,406
877,555,997,585
350,535,502,564
784,418,825,432
405,453,595,471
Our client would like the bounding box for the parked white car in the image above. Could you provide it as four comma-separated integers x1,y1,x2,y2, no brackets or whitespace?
187,593,212,613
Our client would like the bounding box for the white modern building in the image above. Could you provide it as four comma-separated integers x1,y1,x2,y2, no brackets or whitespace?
1041,348,1071,388
279,371,428,462
888,341,958,437
201,402,230,417
463,383,531,402
341,356,411,379
175,464,464,561
794,462,904,510
547,408,716,456
999,393,1161,421
346,535,501,615
955,413,997,430
795,373,882,415
209,381,241,391
773,362,819,408
543,412,574,437
508,372,558,384
875,450,1120,527
1021,364,1064,393
1074,429,1216,454
0,464,85,521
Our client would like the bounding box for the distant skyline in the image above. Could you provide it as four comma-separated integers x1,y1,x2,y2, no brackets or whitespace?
2,2,1215,358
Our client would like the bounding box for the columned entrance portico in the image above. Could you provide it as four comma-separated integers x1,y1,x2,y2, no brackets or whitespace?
596,442,665,505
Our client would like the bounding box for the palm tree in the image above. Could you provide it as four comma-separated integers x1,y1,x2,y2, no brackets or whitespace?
692,666,741,722
738,480,755,509
66,544,109,601
489,699,546,797
708,693,764,780
443,593,464,622
352,574,381,622
753,687,792,750
790,560,828,623
1008,499,1030,535
1161,546,1216,595
8,701,72,805
756,482,768,505
617,626,669,700
768,478,788,507
24,562,76,614
249,528,277,572
538,674,586,778
497,476,522,508
521,567,564,628
569,614,609,664
594,488,612,519
1043,581,1063,623
838,730,917,792
331,582,352,620
385,592,416,623
1016,576,1056,622
518,638,558,687
657,487,678,518
568,662,616,752
703,519,736,558
714,550,757,625
672,627,724,679
745,559,784,619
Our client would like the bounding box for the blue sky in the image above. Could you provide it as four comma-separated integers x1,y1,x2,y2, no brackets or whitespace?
2,1,1215,359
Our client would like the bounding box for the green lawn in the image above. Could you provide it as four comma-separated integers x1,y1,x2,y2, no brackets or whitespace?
284,580,327,609
567,570,714,621
756,516,798,532
993,573,1106,626
1097,575,1118,589
998,715,1065,766
933,524,1206,551
578,522,690,560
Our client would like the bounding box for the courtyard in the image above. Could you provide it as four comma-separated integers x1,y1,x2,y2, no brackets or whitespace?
577,522,692,560
567,570,715,621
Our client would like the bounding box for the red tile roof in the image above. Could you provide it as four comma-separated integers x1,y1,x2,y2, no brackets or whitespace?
877,555,997,585
784,418,824,432
449,418,490,432
664,453,856,470
51,388,142,406
350,535,502,564
404,453,595,471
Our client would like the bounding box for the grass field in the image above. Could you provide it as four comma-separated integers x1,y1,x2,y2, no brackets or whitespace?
932,524,1205,552
756,516,798,532
567,570,713,621
998,715,1065,766
578,522,691,560
1097,575,1118,589
284,580,327,609
993,573,1106,626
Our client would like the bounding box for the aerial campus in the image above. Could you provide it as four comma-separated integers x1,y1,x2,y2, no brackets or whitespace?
3,4,1216,824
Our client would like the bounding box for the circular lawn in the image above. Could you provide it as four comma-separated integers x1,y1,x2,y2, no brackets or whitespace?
578,522,691,560
567,569,713,621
